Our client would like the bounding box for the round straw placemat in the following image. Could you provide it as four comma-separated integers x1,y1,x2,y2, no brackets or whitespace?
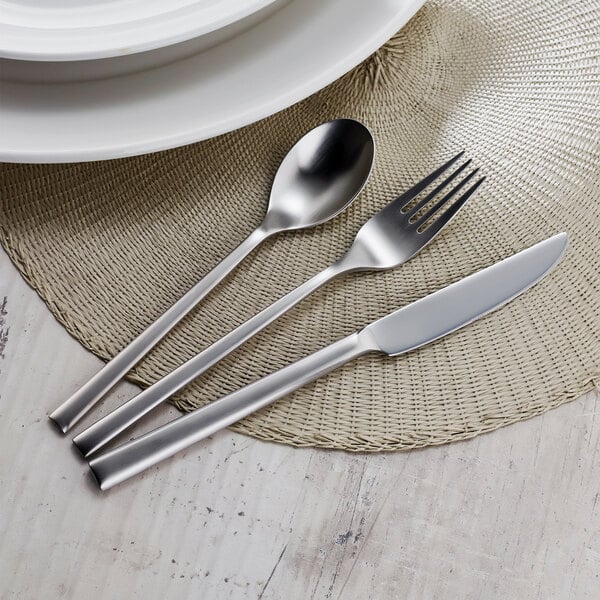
1,0,598,451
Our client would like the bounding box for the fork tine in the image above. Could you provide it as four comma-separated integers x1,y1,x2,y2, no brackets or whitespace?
413,168,479,229
418,177,485,241
392,151,465,210
406,159,472,218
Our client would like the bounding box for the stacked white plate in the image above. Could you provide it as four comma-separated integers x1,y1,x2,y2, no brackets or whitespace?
0,0,425,162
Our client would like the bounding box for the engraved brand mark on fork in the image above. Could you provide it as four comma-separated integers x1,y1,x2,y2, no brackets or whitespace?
395,152,484,234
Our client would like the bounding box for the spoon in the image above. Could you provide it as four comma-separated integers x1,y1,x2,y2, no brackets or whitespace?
49,118,375,433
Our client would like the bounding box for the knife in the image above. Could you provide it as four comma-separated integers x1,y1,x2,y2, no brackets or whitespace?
88,233,568,490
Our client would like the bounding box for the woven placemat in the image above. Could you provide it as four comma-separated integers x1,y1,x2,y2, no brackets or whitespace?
1,0,599,451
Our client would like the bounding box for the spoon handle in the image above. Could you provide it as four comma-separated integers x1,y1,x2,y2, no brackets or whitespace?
89,331,376,490
50,226,270,433
73,262,345,457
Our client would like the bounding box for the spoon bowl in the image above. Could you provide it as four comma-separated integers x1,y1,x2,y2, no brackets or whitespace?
264,118,374,231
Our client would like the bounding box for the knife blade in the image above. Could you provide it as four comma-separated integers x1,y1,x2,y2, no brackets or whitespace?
368,232,568,355
89,233,568,490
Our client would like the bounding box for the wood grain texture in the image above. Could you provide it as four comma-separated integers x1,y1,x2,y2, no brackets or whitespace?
1,249,598,599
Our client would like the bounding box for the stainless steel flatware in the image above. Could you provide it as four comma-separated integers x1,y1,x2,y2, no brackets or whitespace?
50,118,375,433
74,152,484,457
88,233,569,490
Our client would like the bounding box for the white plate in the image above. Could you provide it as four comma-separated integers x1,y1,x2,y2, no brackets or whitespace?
0,0,279,61
0,0,425,163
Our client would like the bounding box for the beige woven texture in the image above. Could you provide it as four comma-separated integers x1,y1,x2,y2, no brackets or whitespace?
1,0,599,450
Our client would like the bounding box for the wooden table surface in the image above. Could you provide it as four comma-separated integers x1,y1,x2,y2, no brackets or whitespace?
1,249,598,599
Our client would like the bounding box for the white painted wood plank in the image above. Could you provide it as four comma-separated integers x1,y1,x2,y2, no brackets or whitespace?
1,249,598,599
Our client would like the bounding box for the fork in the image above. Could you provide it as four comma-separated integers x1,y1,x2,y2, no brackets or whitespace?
73,152,484,457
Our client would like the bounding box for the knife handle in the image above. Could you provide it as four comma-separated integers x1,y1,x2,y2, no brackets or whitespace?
88,331,377,490
49,225,270,433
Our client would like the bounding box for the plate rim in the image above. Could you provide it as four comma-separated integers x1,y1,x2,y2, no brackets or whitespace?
0,0,278,61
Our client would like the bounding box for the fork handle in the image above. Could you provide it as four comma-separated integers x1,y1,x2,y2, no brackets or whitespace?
73,262,345,457
50,225,270,433
89,331,377,490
